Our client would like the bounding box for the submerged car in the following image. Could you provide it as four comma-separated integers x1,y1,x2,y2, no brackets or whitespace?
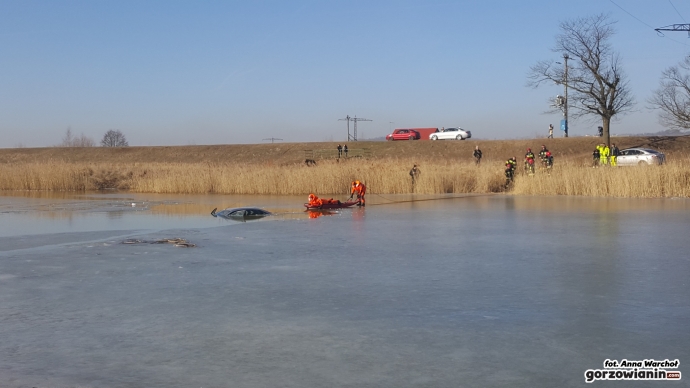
616,148,665,166
429,127,471,140
211,207,271,221
386,129,420,141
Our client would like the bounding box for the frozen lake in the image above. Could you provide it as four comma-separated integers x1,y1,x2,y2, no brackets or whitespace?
1,192,689,387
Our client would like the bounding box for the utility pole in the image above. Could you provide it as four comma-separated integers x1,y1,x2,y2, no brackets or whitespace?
262,138,283,143
339,115,351,141
338,115,372,141
556,54,569,137
563,53,569,138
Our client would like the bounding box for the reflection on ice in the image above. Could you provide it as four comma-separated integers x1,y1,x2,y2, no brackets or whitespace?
306,209,336,219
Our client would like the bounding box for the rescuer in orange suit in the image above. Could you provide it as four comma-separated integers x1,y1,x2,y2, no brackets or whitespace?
308,194,323,208
308,194,339,208
349,180,366,206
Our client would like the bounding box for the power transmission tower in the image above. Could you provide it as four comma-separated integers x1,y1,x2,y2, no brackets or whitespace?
338,115,372,141
262,138,283,143
655,24,690,36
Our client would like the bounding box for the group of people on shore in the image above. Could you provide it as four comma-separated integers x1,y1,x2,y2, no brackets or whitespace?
336,144,349,158
317,142,560,202
505,145,554,186
592,143,620,167
408,143,553,189
315,138,625,202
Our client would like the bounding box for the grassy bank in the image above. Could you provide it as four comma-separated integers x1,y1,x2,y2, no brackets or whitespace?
1,136,689,197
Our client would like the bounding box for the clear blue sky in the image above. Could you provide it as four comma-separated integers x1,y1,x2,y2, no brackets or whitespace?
1,0,688,147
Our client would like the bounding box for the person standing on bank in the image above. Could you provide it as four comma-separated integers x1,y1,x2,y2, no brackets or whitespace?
344,144,348,157
505,157,517,187
473,146,482,165
409,164,421,185
548,124,554,139
599,143,610,166
337,144,342,158
610,143,620,166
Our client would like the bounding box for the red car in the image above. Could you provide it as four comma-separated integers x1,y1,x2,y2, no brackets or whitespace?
386,129,420,141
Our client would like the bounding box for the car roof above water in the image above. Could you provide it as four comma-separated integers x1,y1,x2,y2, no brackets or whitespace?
622,148,663,154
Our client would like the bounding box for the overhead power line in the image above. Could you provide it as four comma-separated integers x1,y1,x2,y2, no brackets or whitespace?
609,0,688,46
609,0,657,30
668,0,686,23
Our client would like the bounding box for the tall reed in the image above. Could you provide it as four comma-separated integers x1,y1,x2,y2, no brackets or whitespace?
2,158,689,198
129,158,505,195
510,158,690,198
0,163,92,191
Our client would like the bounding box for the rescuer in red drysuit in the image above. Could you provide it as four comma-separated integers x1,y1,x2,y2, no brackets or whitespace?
349,180,366,206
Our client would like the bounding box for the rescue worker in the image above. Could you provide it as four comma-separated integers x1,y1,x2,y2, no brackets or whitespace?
473,145,483,165
349,180,366,206
610,143,620,166
539,145,550,168
595,144,603,167
592,147,600,168
599,143,610,166
409,164,421,185
308,194,339,208
524,148,536,174
307,193,323,208
505,157,517,187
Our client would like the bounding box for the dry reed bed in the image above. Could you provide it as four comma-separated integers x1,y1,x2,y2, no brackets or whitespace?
2,158,689,197
128,159,505,195
0,163,92,191
511,159,690,198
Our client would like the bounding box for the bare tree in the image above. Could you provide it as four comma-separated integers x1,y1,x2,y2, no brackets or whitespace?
527,14,635,147
60,127,95,147
101,129,129,147
61,128,74,147
75,133,96,147
649,56,690,131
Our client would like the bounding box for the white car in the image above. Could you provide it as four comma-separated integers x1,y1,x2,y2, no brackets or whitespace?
616,148,665,166
429,127,471,140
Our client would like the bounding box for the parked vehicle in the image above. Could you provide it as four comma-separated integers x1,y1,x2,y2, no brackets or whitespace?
405,127,439,140
616,148,665,166
211,207,271,220
386,129,420,141
429,127,471,140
